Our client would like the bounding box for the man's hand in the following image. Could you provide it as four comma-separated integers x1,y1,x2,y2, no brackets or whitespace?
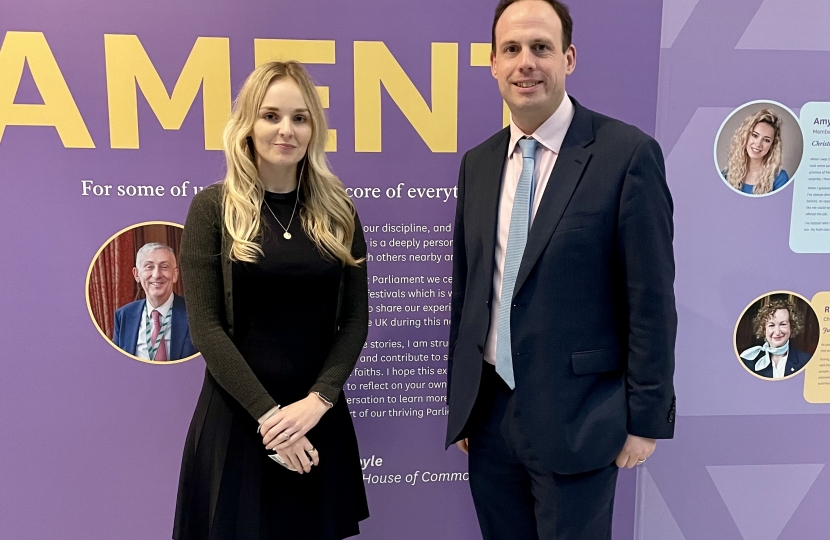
456,438,469,454
615,434,656,468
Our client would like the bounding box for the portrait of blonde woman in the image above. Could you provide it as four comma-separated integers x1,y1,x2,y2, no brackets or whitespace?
722,109,789,195
173,61,369,539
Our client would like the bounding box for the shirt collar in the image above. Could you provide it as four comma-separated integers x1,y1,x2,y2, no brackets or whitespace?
507,92,575,157
145,293,175,318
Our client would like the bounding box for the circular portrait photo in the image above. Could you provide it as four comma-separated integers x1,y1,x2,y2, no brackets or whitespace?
734,292,819,380
714,101,803,197
86,222,198,364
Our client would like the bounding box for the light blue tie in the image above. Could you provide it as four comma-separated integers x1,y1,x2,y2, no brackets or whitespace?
496,137,537,389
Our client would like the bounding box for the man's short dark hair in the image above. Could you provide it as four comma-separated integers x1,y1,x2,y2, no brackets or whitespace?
491,0,573,52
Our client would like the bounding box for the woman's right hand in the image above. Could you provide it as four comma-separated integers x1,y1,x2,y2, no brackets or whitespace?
275,435,320,474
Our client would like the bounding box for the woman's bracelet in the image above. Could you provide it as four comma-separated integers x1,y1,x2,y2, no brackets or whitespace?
256,404,281,434
311,391,334,409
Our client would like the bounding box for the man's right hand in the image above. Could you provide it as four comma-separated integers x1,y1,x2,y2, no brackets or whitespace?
456,438,469,454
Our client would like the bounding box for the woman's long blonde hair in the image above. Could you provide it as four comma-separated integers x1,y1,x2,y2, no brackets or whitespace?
724,109,783,194
221,61,359,265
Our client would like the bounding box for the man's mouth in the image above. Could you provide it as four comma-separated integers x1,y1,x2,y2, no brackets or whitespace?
514,81,541,88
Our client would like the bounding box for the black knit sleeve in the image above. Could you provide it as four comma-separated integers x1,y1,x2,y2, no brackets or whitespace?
179,185,279,420
309,211,369,404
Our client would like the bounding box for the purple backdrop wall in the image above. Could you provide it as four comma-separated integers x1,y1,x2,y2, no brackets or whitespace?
636,1,830,539
0,1,663,539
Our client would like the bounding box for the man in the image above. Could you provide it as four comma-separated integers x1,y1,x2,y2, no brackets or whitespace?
446,1,676,538
113,242,197,361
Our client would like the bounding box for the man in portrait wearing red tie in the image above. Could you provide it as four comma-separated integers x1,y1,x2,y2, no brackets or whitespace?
445,1,676,538
113,242,197,361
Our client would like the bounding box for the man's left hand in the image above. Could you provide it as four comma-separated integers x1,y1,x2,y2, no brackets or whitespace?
615,434,656,469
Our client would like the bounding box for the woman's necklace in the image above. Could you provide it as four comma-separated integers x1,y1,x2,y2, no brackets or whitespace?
263,160,304,240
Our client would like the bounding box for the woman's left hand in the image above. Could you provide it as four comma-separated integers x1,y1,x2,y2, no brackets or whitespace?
261,394,329,450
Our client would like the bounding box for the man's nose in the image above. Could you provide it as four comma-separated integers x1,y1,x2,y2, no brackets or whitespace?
518,47,536,70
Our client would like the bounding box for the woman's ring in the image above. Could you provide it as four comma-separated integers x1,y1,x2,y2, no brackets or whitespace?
308,447,317,454
636,458,646,464
282,432,290,441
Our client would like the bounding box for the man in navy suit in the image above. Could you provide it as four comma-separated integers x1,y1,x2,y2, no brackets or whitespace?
113,242,197,361
446,1,677,538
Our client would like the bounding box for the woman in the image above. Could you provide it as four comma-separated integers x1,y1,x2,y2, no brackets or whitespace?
174,61,369,539
723,109,789,195
740,299,812,379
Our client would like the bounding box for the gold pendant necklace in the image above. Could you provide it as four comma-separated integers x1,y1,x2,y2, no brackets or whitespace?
263,160,304,240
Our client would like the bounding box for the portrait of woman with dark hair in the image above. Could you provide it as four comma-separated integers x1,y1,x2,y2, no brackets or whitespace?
173,61,369,539
722,109,789,195
739,299,812,379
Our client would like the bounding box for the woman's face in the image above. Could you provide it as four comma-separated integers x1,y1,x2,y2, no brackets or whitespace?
251,77,312,171
745,121,775,162
765,308,791,348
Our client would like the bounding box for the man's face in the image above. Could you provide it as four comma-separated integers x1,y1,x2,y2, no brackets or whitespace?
133,249,178,307
491,0,576,132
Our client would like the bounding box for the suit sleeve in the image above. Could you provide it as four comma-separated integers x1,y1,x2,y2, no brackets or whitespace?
447,151,469,398
179,188,279,420
309,211,369,405
113,309,123,349
617,136,677,439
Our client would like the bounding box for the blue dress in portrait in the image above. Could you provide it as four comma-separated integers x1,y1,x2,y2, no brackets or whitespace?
738,170,790,194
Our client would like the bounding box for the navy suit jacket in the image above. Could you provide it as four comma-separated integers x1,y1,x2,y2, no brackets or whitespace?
112,294,197,360
446,98,677,475
742,346,812,378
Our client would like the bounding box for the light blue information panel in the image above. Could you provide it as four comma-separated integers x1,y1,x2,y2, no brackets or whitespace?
791,102,830,253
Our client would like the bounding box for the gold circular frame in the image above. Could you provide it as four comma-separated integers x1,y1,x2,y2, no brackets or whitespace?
85,220,199,365
733,290,818,381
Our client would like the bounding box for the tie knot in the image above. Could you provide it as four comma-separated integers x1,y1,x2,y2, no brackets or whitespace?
518,137,537,159
151,309,161,324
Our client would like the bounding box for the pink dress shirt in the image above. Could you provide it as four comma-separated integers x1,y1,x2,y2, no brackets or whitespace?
483,94,576,365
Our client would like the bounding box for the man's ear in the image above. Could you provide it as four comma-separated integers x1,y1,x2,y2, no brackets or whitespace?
490,50,498,80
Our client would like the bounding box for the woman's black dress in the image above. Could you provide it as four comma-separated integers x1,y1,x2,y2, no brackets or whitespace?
174,189,369,539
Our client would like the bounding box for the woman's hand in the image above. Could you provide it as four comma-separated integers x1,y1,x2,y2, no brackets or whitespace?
276,436,320,474
261,394,329,450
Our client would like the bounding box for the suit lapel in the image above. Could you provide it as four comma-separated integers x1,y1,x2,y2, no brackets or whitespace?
125,300,144,356
513,102,595,297
480,129,511,289
170,294,187,359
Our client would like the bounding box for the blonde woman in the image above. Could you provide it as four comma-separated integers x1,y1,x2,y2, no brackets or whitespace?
723,109,789,195
174,62,368,539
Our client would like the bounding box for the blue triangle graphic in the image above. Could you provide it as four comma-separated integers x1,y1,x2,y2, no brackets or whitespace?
635,468,687,540
707,464,824,540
